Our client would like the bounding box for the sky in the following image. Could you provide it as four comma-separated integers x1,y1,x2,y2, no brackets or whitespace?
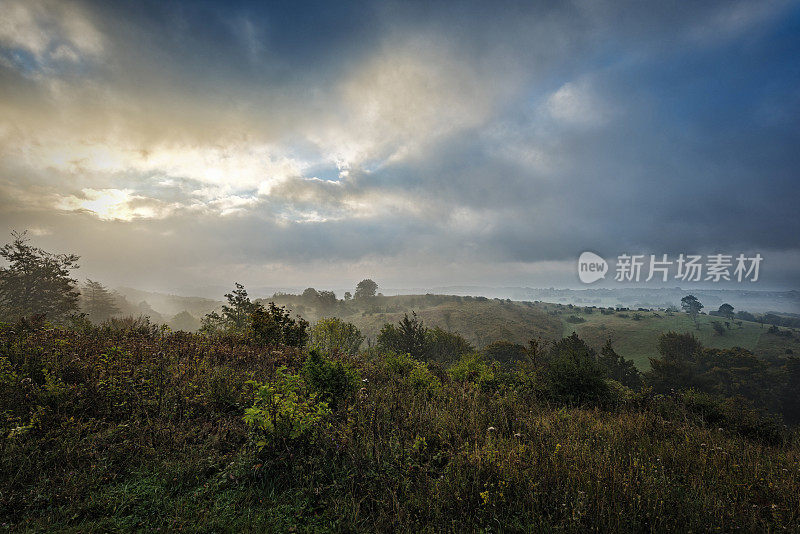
1,0,799,295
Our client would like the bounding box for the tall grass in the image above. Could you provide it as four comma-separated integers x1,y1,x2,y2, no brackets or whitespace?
1,322,798,532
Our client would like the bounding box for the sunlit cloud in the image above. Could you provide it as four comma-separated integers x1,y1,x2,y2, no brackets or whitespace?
309,38,500,169
56,188,167,221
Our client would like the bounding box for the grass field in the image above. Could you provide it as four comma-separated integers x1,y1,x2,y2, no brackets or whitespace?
558,307,800,369
265,294,800,370
342,300,563,348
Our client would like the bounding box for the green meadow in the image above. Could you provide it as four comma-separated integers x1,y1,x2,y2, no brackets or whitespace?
271,294,800,370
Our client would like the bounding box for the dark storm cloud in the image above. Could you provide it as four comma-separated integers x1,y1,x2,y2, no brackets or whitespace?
1,0,799,290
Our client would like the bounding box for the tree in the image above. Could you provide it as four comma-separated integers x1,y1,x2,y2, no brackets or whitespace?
317,290,337,312
718,303,735,321
544,333,609,406
426,327,473,364
81,279,120,323
222,283,258,329
681,295,703,328
354,279,378,299
201,282,258,333
0,232,80,322
169,310,201,332
657,331,702,361
302,287,320,303
377,312,427,359
481,340,527,367
310,317,364,355
250,302,309,347
598,338,642,389
343,291,352,301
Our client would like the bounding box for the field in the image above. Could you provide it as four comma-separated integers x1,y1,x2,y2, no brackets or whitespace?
557,307,800,369
266,294,800,370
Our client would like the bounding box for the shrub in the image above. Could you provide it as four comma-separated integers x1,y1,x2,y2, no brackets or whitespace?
681,390,786,445
448,352,497,390
302,349,360,409
384,352,441,394
243,367,331,451
598,339,642,389
425,327,473,364
481,340,527,367
310,317,364,356
544,334,609,406
102,315,162,338
603,378,634,408
565,315,586,324
377,312,427,359
250,302,309,347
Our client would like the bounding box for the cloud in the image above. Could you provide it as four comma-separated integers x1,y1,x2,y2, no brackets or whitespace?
0,0,798,291
56,188,174,221
0,0,104,73
543,79,609,128
308,37,502,169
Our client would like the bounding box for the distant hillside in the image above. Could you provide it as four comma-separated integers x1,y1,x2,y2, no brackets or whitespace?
427,287,800,314
116,287,800,367
548,304,800,369
264,294,563,348
115,287,222,318
263,293,800,370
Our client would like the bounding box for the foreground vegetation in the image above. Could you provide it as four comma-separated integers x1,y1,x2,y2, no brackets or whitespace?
2,237,800,531
2,311,799,532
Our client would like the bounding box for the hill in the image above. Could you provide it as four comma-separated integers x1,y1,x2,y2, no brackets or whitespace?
261,294,799,370
115,288,799,370
550,305,800,369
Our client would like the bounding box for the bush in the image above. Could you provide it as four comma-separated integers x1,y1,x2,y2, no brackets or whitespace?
681,390,786,445
102,315,162,338
481,340,527,368
250,302,309,347
302,349,360,409
565,315,586,323
544,334,609,406
448,352,497,390
598,339,642,389
384,352,441,394
310,317,364,356
244,367,331,451
377,312,427,359
603,378,635,408
425,327,473,364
